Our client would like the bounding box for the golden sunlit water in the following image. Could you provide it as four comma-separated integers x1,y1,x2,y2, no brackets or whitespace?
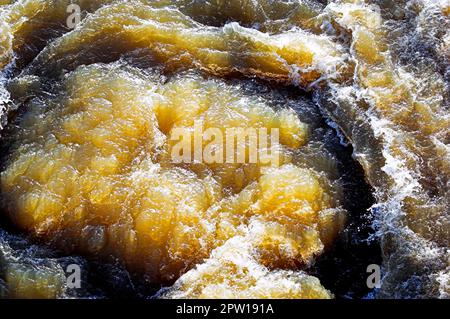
0,0,448,299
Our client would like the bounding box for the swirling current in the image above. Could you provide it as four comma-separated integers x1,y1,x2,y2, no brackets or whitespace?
0,0,448,299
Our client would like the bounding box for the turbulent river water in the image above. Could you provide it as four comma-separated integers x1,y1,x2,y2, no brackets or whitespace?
0,0,448,299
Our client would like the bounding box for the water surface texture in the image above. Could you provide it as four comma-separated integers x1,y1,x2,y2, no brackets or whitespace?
0,0,448,299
